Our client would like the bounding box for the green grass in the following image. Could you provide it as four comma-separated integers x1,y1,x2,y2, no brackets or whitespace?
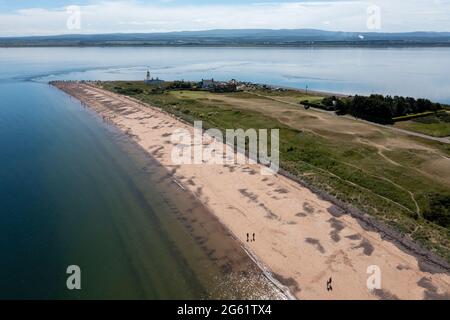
392,111,436,121
399,122,450,137
395,111,450,137
101,81,450,262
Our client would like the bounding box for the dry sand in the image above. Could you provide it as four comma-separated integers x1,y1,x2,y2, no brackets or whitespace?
53,81,450,300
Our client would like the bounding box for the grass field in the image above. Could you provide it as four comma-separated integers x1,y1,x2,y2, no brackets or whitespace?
394,111,450,137
101,81,450,262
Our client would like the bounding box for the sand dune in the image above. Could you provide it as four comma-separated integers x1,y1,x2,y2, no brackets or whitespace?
53,81,450,300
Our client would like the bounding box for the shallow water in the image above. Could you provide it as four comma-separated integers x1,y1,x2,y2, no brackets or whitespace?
0,81,283,299
2,46,450,103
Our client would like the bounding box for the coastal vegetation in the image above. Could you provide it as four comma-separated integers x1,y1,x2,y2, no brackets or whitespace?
394,111,450,137
302,93,450,137
101,81,450,262
424,194,450,229
303,94,445,125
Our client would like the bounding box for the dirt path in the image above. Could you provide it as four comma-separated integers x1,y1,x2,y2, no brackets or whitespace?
249,92,450,144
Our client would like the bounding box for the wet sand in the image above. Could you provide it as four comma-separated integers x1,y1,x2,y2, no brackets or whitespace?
52,81,450,300
110,130,288,299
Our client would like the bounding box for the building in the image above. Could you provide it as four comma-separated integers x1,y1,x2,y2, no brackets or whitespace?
200,79,238,92
201,79,215,89
213,82,237,93
144,70,165,85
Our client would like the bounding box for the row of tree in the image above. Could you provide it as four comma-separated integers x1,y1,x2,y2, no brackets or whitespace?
321,95,443,124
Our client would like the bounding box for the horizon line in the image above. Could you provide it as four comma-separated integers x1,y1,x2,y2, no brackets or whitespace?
2,28,450,39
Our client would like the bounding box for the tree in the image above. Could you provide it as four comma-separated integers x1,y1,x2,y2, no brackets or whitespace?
423,193,450,228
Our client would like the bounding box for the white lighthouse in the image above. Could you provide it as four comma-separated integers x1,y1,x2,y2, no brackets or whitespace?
144,70,164,85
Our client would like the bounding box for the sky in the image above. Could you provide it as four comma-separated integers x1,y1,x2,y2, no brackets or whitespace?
0,0,449,36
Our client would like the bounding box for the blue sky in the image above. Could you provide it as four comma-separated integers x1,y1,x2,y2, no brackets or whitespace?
0,0,449,36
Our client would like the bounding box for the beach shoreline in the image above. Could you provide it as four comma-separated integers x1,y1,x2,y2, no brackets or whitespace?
51,80,450,300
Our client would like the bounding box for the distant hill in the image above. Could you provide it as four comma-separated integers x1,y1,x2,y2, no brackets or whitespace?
2,29,450,47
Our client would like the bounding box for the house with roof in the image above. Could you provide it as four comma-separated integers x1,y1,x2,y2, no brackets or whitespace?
201,79,216,89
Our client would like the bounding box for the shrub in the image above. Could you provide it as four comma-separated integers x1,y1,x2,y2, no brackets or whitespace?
423,193,450,229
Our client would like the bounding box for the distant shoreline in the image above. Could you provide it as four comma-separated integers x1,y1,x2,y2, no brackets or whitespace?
2,28,450,48
2,42,450,48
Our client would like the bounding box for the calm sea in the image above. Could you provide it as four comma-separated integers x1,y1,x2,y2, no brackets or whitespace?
1,46,449,299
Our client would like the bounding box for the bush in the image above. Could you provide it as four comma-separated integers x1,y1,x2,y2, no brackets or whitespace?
414,112,450,123
423,194,450,229
328,94,442,124
114,87,143,95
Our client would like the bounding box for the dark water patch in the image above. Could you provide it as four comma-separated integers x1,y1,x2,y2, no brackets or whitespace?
273,273,301,294
274,187,289,194
259,203,279,220
327,205,344,217
328,217,345,242
303,202,315,214
417,277,450,300
346,234,362,241
353,238,374,256
371,289,399,300
224,164,236,173
239,189,258,202
396,264,410,271
305,238,326,254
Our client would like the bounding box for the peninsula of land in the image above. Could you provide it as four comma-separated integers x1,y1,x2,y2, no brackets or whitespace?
52,80,450,300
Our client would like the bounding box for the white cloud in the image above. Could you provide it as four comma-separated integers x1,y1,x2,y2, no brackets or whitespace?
0,0,449,36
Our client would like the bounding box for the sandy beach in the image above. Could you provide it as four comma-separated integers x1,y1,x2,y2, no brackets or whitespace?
53,81,450,300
